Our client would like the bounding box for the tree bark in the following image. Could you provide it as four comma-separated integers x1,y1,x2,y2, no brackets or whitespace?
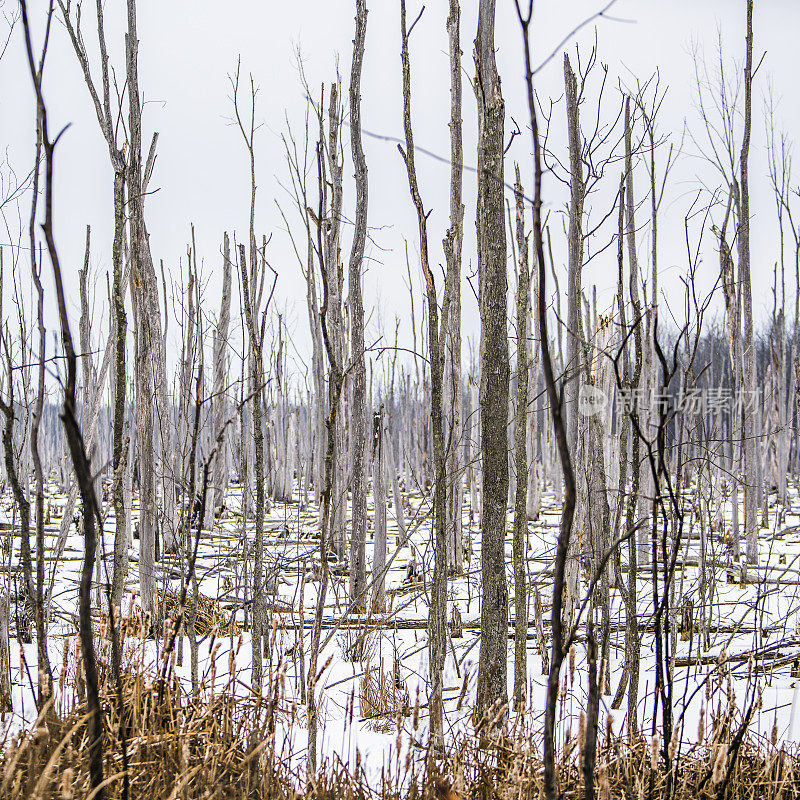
0,595,10,715
475,0,510,725
739,0,757,565
239,243,266,692
127,0,172,619
443,0,465,577
209,232,232,525
512,167,529,710
110,166,128,611
29,112,53,701
348,0,369,609
563,53,584,636
623,100,644,735
372,408,387,610
398,0,449,749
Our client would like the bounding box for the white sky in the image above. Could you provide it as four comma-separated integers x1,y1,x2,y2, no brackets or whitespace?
2,0,800,383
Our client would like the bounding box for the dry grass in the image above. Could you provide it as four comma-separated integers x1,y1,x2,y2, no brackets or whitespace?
359,659,409,731
2,640,799,800
0,666,295,799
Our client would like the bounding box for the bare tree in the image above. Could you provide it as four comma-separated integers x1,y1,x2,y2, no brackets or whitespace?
18,1,104,791
398,0,449,749
692,1,757,569
126,0,176,626
57,0,130,611
27,94,53,703
231,64,274,691
513,3,578,797
0,338,34,647
371,406,387,610
210,233,233,522
739,0,757,565
562,52,585,635
475,0,510,724
512,167,529,710
308,99,347,775
348,0,369,609
443,0,465,576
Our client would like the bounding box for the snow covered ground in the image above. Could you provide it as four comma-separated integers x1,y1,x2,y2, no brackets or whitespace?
2,475,800,779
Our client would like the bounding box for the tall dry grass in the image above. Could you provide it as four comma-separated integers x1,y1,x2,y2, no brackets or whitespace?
2,610,798,799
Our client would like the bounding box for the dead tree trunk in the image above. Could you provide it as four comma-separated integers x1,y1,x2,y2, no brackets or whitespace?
29,110,53,701
514,167,530,710
739,0,757,566
475,0,510,725
398,0,449,749
0,596,10,715
512,167,530,711
372,407,387,610
563,52,584,636
110,166,128,611
619,99,645,734
18,4,105,784
0,363,34,646
348,0,369,609
308,128,347,778
56,0,131,613
316,84,348,564
513,4,577,797
443,0,465,577
239,240,267,692
209,232,233,525
127,0,172,618
79,231,104,612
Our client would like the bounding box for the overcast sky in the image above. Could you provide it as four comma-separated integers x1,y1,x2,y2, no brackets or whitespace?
2,0,799,379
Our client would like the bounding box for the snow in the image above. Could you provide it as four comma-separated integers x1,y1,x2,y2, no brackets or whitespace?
2,475,800,777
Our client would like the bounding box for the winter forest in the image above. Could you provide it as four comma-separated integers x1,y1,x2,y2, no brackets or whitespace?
2,0,800,797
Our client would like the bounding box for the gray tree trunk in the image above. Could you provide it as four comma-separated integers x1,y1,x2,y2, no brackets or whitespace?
563,53,584,635
512,168,529,710
372,408,387,610
475,0,509,725
739,0,757,565
127,0,173,620
110,166,128,612
0,595,10,715
79,237,102,610
443,0,465,577
399,0,449,748
209,232,232,524
348,0,369,608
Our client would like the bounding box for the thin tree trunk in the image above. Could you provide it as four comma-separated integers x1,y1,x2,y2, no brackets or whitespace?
512,167,529,710
239,243,266,692
110,165,128,611
623,100,643,736
444,0,465,577
563,52,584,636
399,0,449,749
348,0,369,609
0,595,10,716
512,6,577,797
209,232,232,524
17,10,106,782
79,232,103,611
739,0,757,565
127,0,169,617
29,121,53,702
0,379,33,647
308,125,346,778
372,408,387,610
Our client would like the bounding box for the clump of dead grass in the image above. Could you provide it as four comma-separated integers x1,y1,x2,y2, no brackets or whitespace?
359,658,409,732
